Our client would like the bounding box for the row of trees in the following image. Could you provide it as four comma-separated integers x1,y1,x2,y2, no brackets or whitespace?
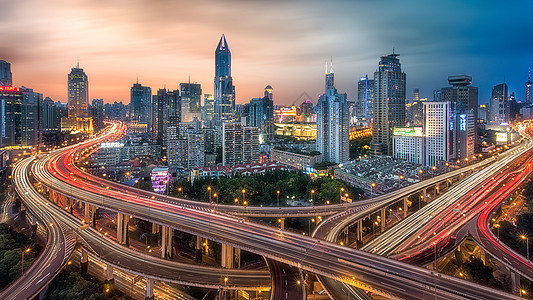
173,170,364,206
0,223,41,289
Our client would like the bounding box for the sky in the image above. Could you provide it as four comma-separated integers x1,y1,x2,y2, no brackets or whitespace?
1,0,532,105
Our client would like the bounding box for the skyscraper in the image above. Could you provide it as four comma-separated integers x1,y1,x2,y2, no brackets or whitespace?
371,53,406,156
316,62,349,163
0,86,41,147
425,102,453,167
214,34,235,121
130,82,152,126
356,75,374,120
439,75,478,150
179,82,202,122
248,85,274,143
67,63,88,117
526,66,532,104
0,60,13,87
202,94,215,122
151,88,180,152
489,83,509,125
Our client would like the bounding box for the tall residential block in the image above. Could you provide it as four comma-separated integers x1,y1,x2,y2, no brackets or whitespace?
371,53,406,156
151,88,180,152
424,102,453,167
222,122,259,166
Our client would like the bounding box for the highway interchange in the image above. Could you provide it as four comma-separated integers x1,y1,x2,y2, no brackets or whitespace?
4,121,533,299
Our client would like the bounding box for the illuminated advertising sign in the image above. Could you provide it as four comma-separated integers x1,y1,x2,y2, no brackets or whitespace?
151,167,170,193
460,114,467,131
393,127,423,137
0,86,20,92
496,132,508,143
101,142,124,148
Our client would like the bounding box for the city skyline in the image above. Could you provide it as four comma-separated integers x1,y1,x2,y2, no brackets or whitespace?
1,0,532,105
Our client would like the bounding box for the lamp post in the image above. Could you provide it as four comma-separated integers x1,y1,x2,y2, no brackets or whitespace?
340,187,345,204
495,223,500,239
398,175,404,188
310,189,315,205
370,183,375,201
277,190,280,206
433,241,437,270
207,186,212,202
521,235,529,260
308,218,315,236
234,198,239,206
242,189,246,205
21,248,30,275
213,193,218,204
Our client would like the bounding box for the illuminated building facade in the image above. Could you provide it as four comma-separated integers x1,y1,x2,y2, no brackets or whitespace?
130,82,152,126
0,60,12,87
356,75,374,120
392,127,424,165
316,62,349,163
371,53,406,156
180,82,202,122
222,122,259,166
214,34,235,121
151,167,170,194
67,63,88,117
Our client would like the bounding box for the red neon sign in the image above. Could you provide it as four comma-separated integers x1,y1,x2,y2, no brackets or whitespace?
0,86,20,92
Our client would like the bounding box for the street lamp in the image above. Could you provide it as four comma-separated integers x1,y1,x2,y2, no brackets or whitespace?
520,289,527,297
308,218,315,236
276,190,280,206
433,241,437,270
234,198,239,206
340,187,345,204
494,223,500,239
371,183,375,201
213,193,218,204
521,235,529,260
207,186,212,202
21,248,30,275
242,189,246,205
310,189,315,205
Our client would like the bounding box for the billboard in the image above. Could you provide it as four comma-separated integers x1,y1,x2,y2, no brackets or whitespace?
496,132,508,143
393,127,423,137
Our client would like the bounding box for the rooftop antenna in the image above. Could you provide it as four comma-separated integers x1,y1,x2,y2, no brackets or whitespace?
136,73,139,84
330,57,334,74
392,48,395,55
76,57,79,68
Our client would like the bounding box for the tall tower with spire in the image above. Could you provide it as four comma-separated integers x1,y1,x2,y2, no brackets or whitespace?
526,66,532,104
316,61,349,163
67,61,88,117
214,34,235,121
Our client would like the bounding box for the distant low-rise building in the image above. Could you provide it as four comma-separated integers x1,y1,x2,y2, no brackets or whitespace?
271,147,322,170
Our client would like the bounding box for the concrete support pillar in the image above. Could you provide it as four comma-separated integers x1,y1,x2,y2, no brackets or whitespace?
422,188,427,199
145,278,154,300
196,236,202,249
380,208,386,232
84,203,96,227
511,271,520,295
117,213,129,245
151,223,160,234
278,217,285,230
403,197,408,218
357,219,363,241
161,226,173,258
221,244,235,268
105,264,114,281
80,249,88,275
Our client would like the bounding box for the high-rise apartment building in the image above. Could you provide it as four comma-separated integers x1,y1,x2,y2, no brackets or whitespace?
130,82,152,126
214,35,235,121
0,60,13,87
151,88,180,152
356,75,374,120
67,63,88,118
392,127,424,165
41,97,59,133
222,122,259,166
180,82,202,122
424,102,453,167
489,83,509,125
371,53,406,156
248,85,274,143
167,124,205,170
316,62,349,163
90,99,105,130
